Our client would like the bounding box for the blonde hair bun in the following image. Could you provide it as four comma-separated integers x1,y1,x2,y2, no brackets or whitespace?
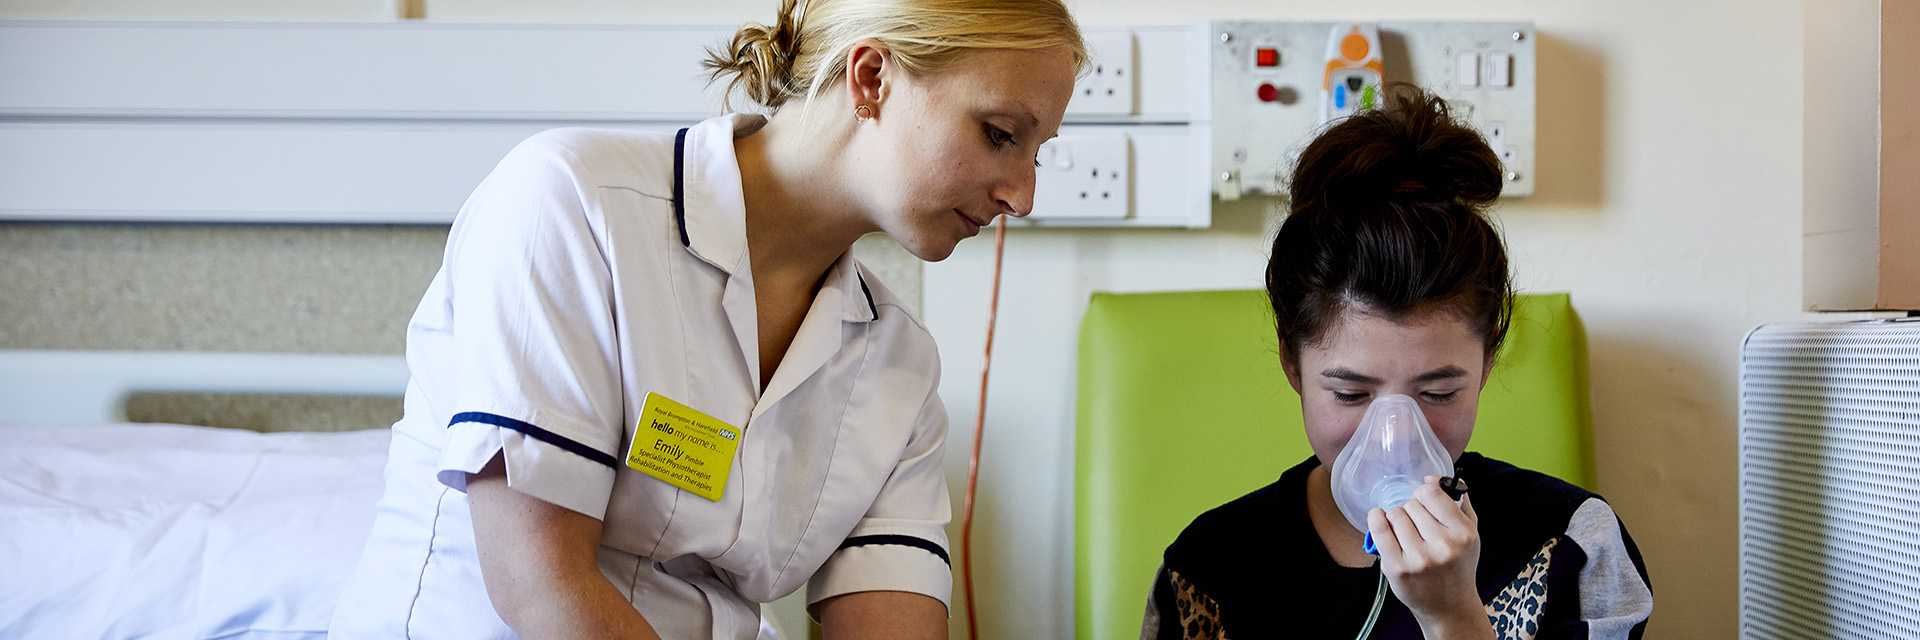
703,0,1089,111
707,0,803,109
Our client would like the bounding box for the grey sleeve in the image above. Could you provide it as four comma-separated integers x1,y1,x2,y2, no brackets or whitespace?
1565,498,1654,639
1141,562,1166,640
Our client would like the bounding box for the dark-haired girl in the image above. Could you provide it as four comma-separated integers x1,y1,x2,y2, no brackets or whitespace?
1141,87,1654,640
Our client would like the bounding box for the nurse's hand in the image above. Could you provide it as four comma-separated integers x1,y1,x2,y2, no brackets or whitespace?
1367,476,1494,640
469,455,666,640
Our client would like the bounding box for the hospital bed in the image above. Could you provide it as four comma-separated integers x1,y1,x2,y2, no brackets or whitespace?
0,350,405,639
0,350,802,640
1074,290,1594,640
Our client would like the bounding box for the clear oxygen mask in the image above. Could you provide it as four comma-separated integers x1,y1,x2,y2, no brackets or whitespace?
1328,394,1455,553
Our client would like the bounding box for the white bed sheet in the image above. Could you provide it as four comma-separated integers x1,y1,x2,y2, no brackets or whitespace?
0,423,388,640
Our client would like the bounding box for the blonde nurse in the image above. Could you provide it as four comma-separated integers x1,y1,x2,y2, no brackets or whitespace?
330,1,1086,638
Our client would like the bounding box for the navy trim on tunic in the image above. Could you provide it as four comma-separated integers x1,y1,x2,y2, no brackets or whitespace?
448,411,620,469
672,127,691,247
856,272,879,318
839,534,951,566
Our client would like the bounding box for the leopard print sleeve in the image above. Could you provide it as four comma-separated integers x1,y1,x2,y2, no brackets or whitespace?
1168,569,1229,640
1142,563,1230,640
1485,537,1560,639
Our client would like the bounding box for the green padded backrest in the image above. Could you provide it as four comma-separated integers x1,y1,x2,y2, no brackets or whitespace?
1074,290,1593,640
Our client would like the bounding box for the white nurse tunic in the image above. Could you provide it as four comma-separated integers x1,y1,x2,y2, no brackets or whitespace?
331,114,953,640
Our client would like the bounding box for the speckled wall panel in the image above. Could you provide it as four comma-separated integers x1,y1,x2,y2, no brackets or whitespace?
125,393,404,432
0,223,447,354
0,224,925,355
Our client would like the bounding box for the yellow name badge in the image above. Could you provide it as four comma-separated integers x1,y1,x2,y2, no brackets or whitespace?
626,392,741,502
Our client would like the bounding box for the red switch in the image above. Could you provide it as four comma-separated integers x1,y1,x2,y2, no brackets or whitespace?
1255,47,1279,67
1257,82,1280,102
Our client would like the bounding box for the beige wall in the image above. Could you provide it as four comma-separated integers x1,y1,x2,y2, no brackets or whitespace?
1,1,1813,638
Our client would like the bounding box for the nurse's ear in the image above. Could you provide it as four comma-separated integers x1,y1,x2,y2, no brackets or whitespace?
842,40,893,121
1277,327,1304,395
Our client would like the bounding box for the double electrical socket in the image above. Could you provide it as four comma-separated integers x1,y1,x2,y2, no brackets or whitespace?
1042,32,1135,220
1066,31,1136,116
1031,133,1130,220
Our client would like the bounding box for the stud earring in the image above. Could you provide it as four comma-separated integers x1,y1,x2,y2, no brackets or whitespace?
854,104,873,123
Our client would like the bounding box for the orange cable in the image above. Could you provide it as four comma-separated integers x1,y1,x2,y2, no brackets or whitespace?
960,217,1007,640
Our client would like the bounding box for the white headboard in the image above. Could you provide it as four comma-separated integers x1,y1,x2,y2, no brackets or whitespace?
0,21,730,224
0,350,409,424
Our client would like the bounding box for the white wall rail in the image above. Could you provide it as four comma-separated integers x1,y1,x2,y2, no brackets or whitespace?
0,21,727,224
0,21,1212,227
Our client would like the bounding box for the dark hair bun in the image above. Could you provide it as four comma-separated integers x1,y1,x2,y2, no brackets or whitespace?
1267,84,1514,361
1288,84,1502,213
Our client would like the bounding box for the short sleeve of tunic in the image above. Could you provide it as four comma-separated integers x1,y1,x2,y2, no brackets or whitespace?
430,134,628,520
807,371,955,611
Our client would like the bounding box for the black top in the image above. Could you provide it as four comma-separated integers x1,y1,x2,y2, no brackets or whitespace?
1147,453,1653,640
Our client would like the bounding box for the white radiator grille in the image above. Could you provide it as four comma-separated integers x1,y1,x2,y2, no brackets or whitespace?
1740,319,1920,639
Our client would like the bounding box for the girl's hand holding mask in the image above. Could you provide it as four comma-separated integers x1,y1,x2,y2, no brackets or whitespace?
1369,477,1492,639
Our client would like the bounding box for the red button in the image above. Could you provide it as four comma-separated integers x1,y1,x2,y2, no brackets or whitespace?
1257,83,1280,102
1256,47,1279,67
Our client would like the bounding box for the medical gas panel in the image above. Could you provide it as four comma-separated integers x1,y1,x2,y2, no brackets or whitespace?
1029,21,1534,228
1207,21,1536,200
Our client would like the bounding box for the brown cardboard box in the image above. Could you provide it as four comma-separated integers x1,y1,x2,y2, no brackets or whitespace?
1805,0,1920,311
